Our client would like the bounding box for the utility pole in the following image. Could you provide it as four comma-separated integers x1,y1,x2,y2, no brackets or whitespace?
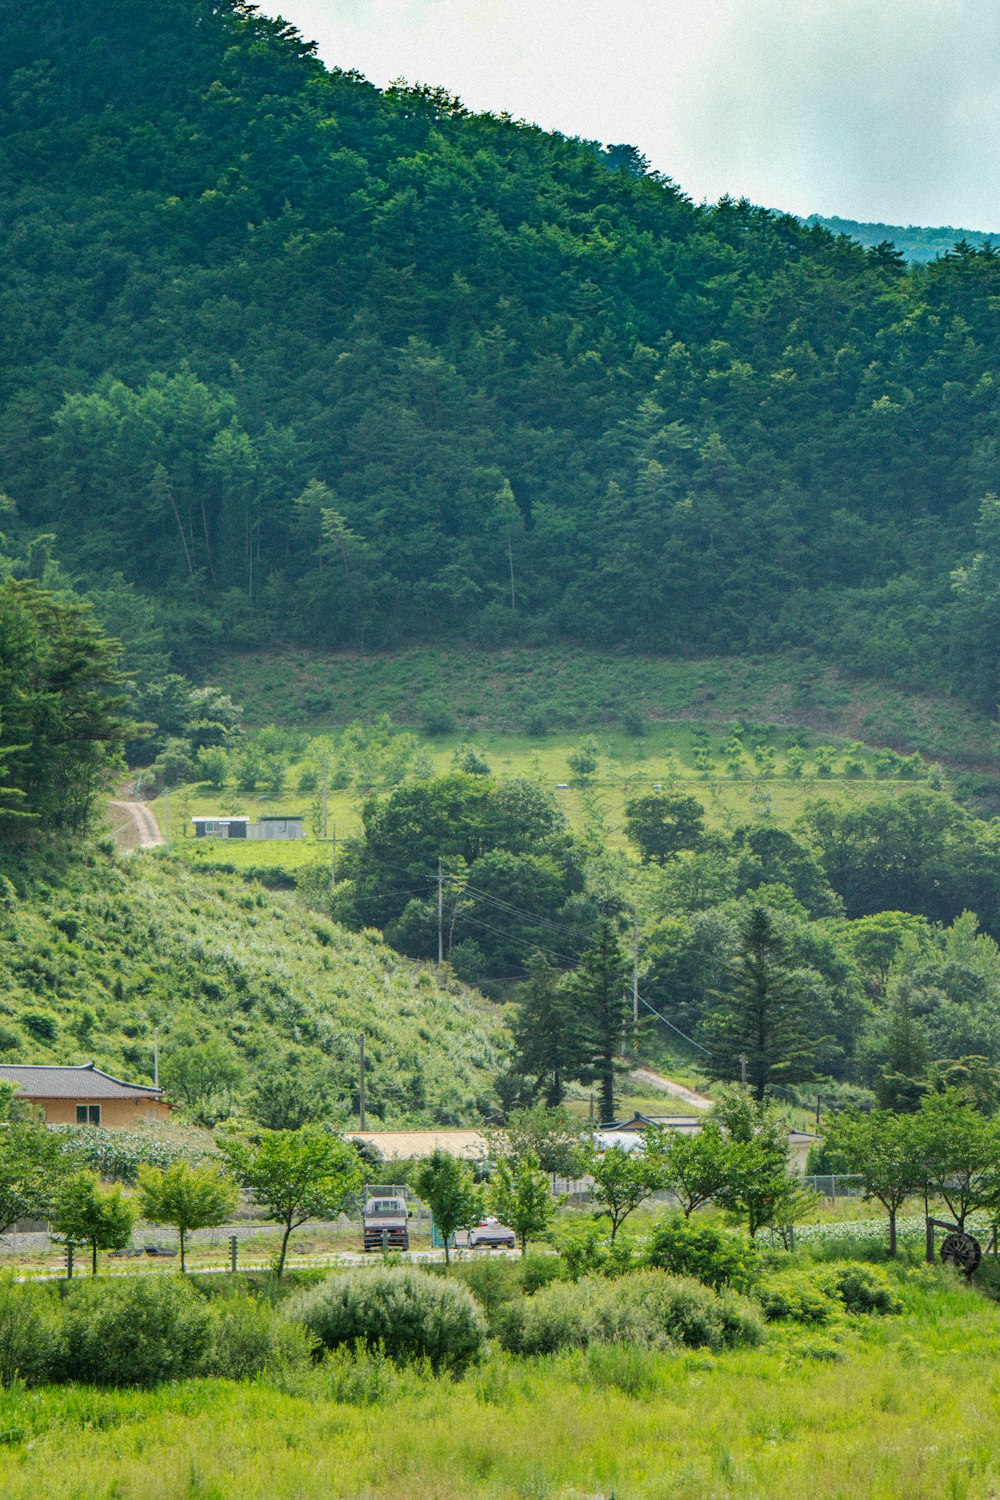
322,764,328,840
164,785,170,852
507,530,516,611
437,857,444,965
331,824,337,890
739,1053,748,1087
153,1026,159,1088
632,914,640,1032
359,1031,366,1130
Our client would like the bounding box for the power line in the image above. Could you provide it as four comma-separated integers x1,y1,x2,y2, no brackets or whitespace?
636,992,709,1054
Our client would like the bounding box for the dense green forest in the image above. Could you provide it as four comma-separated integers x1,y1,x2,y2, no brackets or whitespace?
0,0,999,710
807,214,999,265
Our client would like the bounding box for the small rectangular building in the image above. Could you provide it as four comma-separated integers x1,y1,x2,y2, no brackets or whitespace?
255,815,304,840
191,815,304,840
192,816,250,839
0,1063,172,1127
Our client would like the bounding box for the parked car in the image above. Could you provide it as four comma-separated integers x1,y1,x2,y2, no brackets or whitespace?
467,1217,516,1250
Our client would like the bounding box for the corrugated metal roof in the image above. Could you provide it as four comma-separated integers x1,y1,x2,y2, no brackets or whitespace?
346,1129,490,1160
0,1064,163,1099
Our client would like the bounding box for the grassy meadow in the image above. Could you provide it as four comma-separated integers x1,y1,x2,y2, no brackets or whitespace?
152,716,953,868
3,1261,1000,1499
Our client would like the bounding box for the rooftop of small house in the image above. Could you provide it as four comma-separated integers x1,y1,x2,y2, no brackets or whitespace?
0,1063,163,1100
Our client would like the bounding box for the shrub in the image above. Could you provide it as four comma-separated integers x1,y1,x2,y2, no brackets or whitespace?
819,1263,903,1316
61,1275,212,1387
755,1270,840,1326
495,1271,763,1355
418,698,456,737
0,1276,61,1388
21,1010,58,1043
205,1293,316,1380
445,1258,521,1321
517,1254,565,1295
555,1221,611,1281
644,1216,759,1294
285,1267,486,1371
603,1272,763,1351
495,1278,596,1355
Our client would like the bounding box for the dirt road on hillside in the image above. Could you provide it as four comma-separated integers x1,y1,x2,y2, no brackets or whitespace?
628,1066,712,1112
107,797,163,852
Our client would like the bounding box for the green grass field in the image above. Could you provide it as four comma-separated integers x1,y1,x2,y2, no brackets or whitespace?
4,1263,1000,1499
153,717,948,868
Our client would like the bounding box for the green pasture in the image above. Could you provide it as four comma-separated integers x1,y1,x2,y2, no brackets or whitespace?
153,717,944,868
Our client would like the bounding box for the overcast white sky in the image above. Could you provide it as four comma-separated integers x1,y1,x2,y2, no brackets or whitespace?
266,0,1000,229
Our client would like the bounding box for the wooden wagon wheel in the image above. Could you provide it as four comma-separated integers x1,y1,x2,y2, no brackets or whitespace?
940,1231,982,1276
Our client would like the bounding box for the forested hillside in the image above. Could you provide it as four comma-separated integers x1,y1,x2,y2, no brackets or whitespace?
1,0,999,709
807,214,999,264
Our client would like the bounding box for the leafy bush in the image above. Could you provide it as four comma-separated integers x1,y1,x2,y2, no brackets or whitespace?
495,1271,763,1355
444,1258,521,1321
755,1270,840,1325
518,1255,565,1295
0,1276,61,1388
285,1267,486,1371
818,1263,903,1316
644,1216,759,1294
61,1275,212,1387
555,1221,612,1281
495,1278,595,1355
604,1272,763,1351
204,1292,315,1380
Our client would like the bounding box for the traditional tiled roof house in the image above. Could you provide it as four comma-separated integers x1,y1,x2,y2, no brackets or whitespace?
0,1063,171,1126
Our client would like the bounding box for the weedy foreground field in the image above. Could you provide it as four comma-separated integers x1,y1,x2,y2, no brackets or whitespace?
2,1266,999,1500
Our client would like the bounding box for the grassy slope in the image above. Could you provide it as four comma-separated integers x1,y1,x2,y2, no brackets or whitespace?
3,1269,999,1498
213,646,998,766
0,850,508,1126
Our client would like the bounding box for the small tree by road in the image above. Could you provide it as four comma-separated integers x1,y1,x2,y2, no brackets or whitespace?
710,1087,804,1239
220,1126,363,1277
913,1089,1000,1231
0,1121,76,1234
413,1150,481,1266
138,1161,238,1272
50,1171,137,1276
823,1108,923,1255
585,1137,668,1243
660,1119,733,1217
488,1152,555,1253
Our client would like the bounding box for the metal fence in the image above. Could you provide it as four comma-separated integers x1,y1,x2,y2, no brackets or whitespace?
804,1173,865,1199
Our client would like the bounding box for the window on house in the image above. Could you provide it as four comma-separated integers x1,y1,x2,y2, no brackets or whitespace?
75,1104,101,1125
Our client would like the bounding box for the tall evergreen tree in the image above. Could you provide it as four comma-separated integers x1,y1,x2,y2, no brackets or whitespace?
566,919,630,1123
511,950,577,1105
700,905,817,1100
876,987,930,1111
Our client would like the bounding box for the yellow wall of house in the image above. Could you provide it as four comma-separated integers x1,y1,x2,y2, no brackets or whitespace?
33,1097,171,1127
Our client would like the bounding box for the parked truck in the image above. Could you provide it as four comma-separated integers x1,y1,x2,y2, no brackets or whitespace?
362,1186,410,1252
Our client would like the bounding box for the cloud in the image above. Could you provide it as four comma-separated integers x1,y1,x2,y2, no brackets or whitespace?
275,0,1000,228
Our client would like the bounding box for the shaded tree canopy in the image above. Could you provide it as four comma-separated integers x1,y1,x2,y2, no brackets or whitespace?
0,0,997,709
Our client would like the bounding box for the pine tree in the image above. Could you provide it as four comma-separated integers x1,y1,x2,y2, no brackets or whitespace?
701,905,817,1100
876,987,929,1111
512,950,577,1105
567,920,630,1123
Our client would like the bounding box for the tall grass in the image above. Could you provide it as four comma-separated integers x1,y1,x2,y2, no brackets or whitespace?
2,1267,1000,1498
